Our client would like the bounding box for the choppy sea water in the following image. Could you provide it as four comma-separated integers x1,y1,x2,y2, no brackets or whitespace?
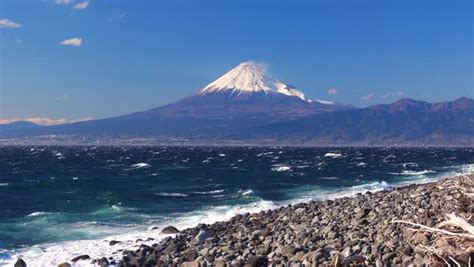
0,146,473,266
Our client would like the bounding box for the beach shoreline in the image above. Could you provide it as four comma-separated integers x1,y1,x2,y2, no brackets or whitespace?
14,174,471,267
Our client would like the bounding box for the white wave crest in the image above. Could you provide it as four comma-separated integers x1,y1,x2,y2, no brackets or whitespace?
399,170,436,176
131,163,150,169
192,190,224,195
272,165,291,172
27,212,52,217
324,152,342,158
320,177,339,180
237,189,253,196
1,200,275,267
154,192,188,197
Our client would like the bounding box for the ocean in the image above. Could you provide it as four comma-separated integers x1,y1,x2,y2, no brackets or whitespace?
0,146,473,266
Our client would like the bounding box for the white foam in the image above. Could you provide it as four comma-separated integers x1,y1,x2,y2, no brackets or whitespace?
319,177,339,180
272,165,291,172
202,157,213,163
287,180,392,205
130,163,150,169
237,189,253,196
1,200,275,267
0,183,9,187
460,163,474,174
324,152,342,158
154,192,188,197
26,212,53,217
192,190,224,195
402,162,419,168
109,205,122,212
399,169,436,176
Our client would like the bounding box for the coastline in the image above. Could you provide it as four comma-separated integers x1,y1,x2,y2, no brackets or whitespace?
15,174,472,267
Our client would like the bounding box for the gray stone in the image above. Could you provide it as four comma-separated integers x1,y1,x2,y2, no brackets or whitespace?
244,255,267,267
276,245,295,257
14,258,27,267
342,246,352,257
402,256,414,264
193,230,211,245
295,208,305,214
382,252,397,261
160,226,180,234
180,261,201,267
109,240,122,246
71,254,90,262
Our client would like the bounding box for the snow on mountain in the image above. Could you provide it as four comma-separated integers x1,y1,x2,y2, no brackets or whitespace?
200,61,308,101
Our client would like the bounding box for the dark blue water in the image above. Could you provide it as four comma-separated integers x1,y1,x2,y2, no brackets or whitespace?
0,146,472,265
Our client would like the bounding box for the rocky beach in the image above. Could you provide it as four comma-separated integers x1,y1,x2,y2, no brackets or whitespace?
15,175,473,267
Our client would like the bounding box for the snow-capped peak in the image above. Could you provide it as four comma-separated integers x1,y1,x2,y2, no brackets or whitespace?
200,61,307,101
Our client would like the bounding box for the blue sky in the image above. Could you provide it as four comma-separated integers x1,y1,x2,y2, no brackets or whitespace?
1,0,473,124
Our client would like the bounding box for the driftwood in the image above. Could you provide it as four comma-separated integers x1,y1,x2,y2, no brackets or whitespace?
391,175,474,266
438,213,474,236
392,216,474,240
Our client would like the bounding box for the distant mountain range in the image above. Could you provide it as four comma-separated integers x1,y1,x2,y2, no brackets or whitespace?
1,61,473,146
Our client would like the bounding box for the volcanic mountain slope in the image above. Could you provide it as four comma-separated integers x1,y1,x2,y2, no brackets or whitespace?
0,61,348,138
243,97,474,146
129,61,349,121
0,121,39,131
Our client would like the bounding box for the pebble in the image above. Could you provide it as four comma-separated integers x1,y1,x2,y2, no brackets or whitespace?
86,175,474,266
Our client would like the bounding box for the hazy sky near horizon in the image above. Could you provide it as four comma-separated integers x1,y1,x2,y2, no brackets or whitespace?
1,0,473,124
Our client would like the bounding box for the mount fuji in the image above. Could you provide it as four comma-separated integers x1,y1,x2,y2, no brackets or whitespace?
0,61,350,141
130,61,350,121
1,61,472,146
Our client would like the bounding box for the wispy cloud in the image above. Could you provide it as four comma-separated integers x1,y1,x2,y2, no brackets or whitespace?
59,37,82,46
327,88,337,95
55,0,72,5
108,12,127,22
0,117,93,126
73,2,89,10
0,19,21,29
381,91,404,99
361,93,375,100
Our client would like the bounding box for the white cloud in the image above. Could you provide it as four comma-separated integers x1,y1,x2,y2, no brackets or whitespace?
0,19,21,29
327,88,337,95
55,0,72,5
381,91,404,99
59,37,82,46
73,2,89,10
108,12,127,22
361,93,375,100
0,117,93,126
